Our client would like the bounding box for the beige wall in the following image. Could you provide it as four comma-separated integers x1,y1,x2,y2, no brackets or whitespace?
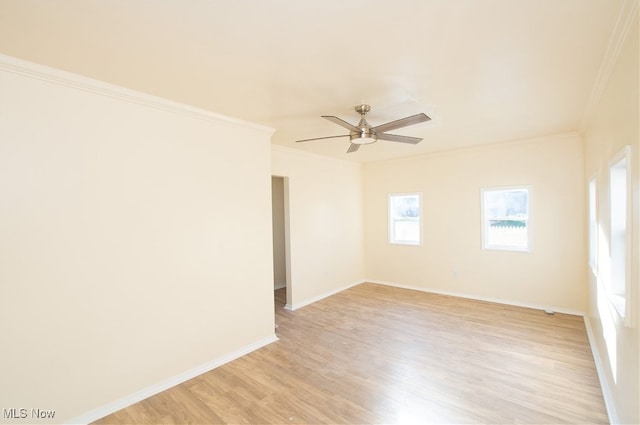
2,14,637,421
271,176,286,289
364,133,586,312
0,57,275,423
582,14,639,425
271,146,365,308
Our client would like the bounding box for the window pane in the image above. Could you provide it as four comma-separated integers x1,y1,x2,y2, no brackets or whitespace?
391,195,420,219
482,188,529,251
389,194,421,245
610,157,627,297
394,220,420,242
588,179,596,270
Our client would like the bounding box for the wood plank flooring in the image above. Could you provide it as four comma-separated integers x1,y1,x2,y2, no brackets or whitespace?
95,283,608,424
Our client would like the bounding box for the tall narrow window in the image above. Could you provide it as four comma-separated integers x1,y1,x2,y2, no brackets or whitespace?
588,178,597,272
389,193,421,245
481,187,530,252
609,146,630,317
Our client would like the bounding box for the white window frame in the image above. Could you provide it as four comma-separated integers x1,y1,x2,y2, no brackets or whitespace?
607,146,631,320
388,193,422,246
588,177,597,273
481,186,531,252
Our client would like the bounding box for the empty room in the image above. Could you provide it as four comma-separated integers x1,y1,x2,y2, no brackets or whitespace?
0,1,638,424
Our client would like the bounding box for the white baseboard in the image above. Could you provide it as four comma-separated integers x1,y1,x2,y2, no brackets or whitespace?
583,316,618,424
366,279,585,316
274,282,286,290
286,279,365,311
66,334,278,425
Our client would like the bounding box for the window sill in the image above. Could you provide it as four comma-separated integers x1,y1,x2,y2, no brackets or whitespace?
482,246,530,253
390,241,422,246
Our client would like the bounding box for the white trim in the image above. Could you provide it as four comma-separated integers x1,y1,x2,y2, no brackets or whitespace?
480,186,532,253
579,0,640,131
285,280,365,311
583,316,619,424
388,192,423,246
608,146,632,322
65,334,278,425
0,54,275,136
366,279,585,316
588,176,598,274
381,132,581,164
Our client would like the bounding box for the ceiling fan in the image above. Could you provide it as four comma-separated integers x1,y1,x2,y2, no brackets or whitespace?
296,104,431,153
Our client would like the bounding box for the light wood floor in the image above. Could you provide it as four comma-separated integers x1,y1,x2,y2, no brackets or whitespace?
95,283,608,424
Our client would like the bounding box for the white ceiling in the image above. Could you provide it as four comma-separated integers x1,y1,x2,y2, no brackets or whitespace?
0,0,627,162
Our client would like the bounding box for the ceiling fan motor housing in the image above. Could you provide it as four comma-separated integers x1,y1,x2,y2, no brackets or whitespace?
351,104,377,144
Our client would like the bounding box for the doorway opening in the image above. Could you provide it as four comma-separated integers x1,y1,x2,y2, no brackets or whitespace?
271,176,291,311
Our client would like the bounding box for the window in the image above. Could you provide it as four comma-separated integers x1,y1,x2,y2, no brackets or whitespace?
588,178,597,272
608,146,630,317
389,193,421,245
481,187,530,251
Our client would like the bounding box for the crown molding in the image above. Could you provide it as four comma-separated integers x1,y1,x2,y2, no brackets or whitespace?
579,0,639,132
0,54,275,136
367,131,581,165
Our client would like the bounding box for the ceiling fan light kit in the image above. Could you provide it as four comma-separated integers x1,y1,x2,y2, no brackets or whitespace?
296,104,431,153
351,130,377,145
